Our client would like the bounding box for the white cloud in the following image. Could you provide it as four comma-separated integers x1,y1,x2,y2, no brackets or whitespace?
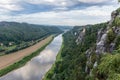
0,0,117,12
0,0,23,11
0,4,22,11
0,0,14,4
1,4,119,26
25,0,76,7
24,0,117,7
0,0,119,26
78,0,110,3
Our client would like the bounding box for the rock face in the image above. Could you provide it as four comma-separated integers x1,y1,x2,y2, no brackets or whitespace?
109,43,115,53
75,9,120,77
76,28,86,44
108,10,118,26
96,32,107,55
85,49,92,74
95,10,120,55
96,29,104,42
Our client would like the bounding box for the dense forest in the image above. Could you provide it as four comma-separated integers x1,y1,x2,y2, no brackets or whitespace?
0,21,62,54
0,21,62,45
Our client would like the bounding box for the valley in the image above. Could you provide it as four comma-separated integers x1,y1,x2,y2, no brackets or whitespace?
0,0,120,80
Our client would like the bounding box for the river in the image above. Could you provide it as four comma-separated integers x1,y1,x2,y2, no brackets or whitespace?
0,34,63,80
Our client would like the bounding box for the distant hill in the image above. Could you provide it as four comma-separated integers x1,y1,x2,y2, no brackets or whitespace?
57,26,73,31
0,21,63,45
41,25,73,31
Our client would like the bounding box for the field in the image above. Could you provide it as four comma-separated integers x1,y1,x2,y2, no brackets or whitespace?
0,35,53,70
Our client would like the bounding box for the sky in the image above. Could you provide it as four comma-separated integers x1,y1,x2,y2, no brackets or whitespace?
0,0,120,26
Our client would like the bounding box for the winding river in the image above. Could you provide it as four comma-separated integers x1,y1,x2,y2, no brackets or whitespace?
0,34,63,80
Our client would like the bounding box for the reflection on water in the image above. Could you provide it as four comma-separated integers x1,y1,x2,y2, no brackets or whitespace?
0,34,63,80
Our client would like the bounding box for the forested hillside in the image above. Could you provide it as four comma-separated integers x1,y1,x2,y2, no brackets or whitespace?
0,21,62,54
45,7,120,80
0,21,62,45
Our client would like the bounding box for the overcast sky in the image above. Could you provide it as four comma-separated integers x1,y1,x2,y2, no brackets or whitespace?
0,0,120,26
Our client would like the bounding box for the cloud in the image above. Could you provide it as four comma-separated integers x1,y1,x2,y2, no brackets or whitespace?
25,0,114,6
10,0,117,15
0,0,118,15
0,0,23,11
1,4,119,26
0,0,119,26
78,0,109,3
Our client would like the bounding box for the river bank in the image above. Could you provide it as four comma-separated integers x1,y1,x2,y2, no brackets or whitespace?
0,35,54,77
43,36,64,80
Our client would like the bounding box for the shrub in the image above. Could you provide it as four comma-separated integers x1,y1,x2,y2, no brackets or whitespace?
106,28,115,44
97,54,120,80
115,36,120,49
113,16,120,27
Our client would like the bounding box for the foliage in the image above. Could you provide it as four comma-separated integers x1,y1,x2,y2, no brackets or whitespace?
4,36,48,54
115,35,120,49
0,22,62,55
113,16,120,27
116,8,120,13
0,22,62,46
97,54,120,80
106,28,115,44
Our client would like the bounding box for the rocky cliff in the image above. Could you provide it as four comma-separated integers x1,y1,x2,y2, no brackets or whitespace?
76,8,120,80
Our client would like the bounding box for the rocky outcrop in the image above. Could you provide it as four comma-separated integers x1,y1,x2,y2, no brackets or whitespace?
75,8,120,78
96,32,107,55
85,49,92,74
108,10,118,26
76,28,86,44
95,9,120,55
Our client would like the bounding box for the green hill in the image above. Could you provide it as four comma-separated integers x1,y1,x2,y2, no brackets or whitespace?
0,21,62,54
0,21,62,45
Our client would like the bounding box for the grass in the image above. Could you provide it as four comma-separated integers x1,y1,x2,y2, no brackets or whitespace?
7,45,16,50
43,36,64,80
0,36,54,77
0,45,16,50
56,43,64,62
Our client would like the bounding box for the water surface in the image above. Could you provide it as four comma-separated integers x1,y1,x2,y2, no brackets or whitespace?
0,34,63,80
